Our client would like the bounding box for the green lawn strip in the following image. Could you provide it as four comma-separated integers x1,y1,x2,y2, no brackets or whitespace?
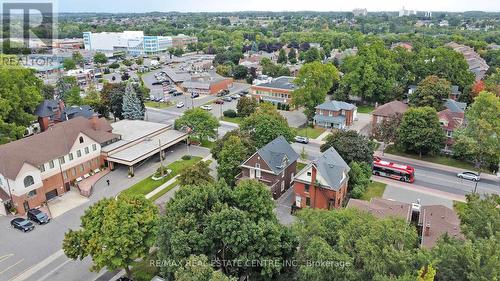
361,181,387,201
131,251,159,281
122,156,202,196
357,105,374,114
296,162,307,173
144,101,172,109
453,200,467,215
384,145,483,172
148,180,179,202
220,116,244,124
294,127,325,139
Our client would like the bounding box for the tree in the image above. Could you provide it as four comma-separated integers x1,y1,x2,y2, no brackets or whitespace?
211,129,255,161
83,84,106,115
56,76,78,100
320,130,374,164
397,107,445,157
417,265,436,281
64,87,83,106
232,64,248,80
292,62,339,120
122,83,144,120
93,52,108,64
178,161,214,187
303,47,321,63
121,72,130,81
288,48,297,64
236,96,258,117
453,92,500,172
62,195,158,278
277,48,288,64
176,108,219,142
217,136,248,186
261,57,291,77
240,104,294,148
41,84,56,100
157,180,295,280
72,51,84,66
63,58,77,70
175,255,236,281
348,161,372,198
373,112,403,152
458,194,500,240
216,64,232,77
0,64,43,143
409,75,451,110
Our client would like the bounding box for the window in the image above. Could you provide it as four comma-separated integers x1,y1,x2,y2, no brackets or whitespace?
304,184,310,193
329,111,333,117
59,157,65,165
446,130,453,138
306,196,311,207
27,189,37,198
79,136,84,143
281,181,285,192
77,150,82,157
69,153,74,161
39,164,45,172
63,171,68,179
0,177,3,186
49,161,55,169
24,176,34,187
84,147,89,154
255,163,261,178
92,144,97,151
307,171,311,177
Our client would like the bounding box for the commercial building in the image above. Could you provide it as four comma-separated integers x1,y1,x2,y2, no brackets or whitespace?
171,34,198,49
181,75,234,95
83,31,174,56
251,76,296,106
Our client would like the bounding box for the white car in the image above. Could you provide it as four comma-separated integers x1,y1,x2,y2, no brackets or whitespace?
457,171,480,181
200,104,212,110
176,102,185,108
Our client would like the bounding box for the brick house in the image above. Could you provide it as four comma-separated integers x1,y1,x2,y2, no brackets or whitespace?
239,136,299,199
34,99,96,132
250,76,296,106
0,116,120,215
371,100,408,136
293,147,350,210
438,99,466,153
313,101,357,129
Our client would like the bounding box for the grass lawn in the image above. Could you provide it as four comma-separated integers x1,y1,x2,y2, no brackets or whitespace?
296,162,307,173
384,145,482,172
220,116,244,125
295,127,325,139
453,200,467,215
148,180,179,202
200,139,215,149
144,101,172,109
131,251,159,281
121,156,202,197
361,181,387,201
357,105,375,114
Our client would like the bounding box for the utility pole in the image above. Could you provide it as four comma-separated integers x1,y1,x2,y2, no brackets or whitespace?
159,139,164,177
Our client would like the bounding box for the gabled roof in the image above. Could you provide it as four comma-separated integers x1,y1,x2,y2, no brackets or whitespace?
419,205,463,249
34,100,59,118
372,100,408,117
0,117,118,180
438,109,465,131
315,100,356,111
253,136,299,175
63,105,96,120
443,99,466,113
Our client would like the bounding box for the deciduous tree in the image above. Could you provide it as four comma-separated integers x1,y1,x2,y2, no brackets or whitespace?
409,75,451,110
320,130,374,164
217,135,248,186
236,96,258,117
93,52,108,64
178,160,214,187
176,108,219,142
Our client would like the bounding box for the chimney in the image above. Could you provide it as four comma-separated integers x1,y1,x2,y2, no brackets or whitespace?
310,164,317,208
424,223,430,236
55,99,65,121
90,114,99,130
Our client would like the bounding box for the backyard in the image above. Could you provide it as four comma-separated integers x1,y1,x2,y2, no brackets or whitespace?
360,181,387,201
357,105,374,114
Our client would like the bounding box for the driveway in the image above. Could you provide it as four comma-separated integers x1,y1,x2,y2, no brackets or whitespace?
349,112,371,136
275,187,296,225
280,109,307,128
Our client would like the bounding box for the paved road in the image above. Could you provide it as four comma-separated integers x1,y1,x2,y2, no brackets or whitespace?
0,144,210,281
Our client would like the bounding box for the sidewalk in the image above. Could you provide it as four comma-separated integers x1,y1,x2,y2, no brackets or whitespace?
315,130,330,142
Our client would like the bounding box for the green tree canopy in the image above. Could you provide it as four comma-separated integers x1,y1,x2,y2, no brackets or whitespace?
178,160,214,187
292,62,339,119
217,135,249,186
176,108,219,142
63,195,158,278
320,130,374,164
93,52,108,64
63,58,77,70
64,87,83,106
277,48,288,64
397,107,445,156
236,96,258,117
122,82,144,120
409,75,451,110
211,129,255,161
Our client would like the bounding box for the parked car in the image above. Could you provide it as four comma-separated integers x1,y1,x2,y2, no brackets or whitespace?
214,99,224,104
294,136,309,144
457,171,480,181
230,94,240,99
223,96,233,102
10,218,35,232
27,208,50,224
176,102,185,108
201,104,212,110
172,91,183,97
191,93,200,98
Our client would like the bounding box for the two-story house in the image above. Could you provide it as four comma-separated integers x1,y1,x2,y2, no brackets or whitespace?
371,100,408,136
0,116,119,215
239,136,299,199
438,99,466,153
293,147,350,210
35,99,96,132
250,76,296,107
313,101,357,129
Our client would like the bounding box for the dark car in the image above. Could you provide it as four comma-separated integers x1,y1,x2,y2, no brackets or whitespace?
27,208,50,224
223,96,233,102
214,99,224,104
172,91,183,96
191,93,200,98
11,218,35,232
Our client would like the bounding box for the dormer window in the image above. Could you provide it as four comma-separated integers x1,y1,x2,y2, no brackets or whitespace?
79,136,84,143
24,176,34,187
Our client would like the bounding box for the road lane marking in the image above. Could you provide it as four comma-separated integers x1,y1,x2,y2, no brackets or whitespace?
9,249,64,281
0,259,23,275
37,258,72,281
0,254,14,263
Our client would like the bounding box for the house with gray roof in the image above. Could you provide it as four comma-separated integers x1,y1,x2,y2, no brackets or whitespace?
250,76,296,106
313,100,357,129
293,147,350,209
239,136,299,199
34,99,97,132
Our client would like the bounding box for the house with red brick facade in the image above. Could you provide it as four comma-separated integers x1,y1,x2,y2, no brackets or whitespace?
293,147,350,210
313,101,357,129
34,99,96,132
238,136,299,199
0,116,119,215
250,76,296,106
439,99,466,153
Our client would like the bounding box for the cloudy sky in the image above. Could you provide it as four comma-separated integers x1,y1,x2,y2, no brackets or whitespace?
58,0,499,13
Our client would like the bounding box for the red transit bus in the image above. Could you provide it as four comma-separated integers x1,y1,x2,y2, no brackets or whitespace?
372,157,415,183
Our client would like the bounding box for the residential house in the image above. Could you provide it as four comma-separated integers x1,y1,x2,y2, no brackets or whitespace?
250,76,296,106
293,147,350,210
407,85,461,102
239,136,299,199
391,42,413,51
347,198,463,248
313,101,357,129
371,100,409,135
35,99,96,132
438,99,466,153
0,116,120,215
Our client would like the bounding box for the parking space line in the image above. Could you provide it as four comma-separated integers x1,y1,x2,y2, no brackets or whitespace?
0,254,14,263
0,259,23,275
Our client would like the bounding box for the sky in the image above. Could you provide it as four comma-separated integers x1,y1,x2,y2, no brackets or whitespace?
58,0,500,13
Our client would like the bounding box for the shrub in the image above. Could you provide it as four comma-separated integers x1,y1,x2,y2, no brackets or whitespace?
181,155,192,160
109,62,120,69
223,109,237,118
